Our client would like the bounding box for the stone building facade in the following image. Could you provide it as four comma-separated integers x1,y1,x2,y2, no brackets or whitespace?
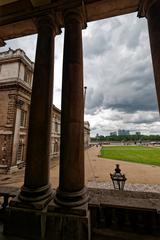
0,48,90,173
0,48,33,173
50,104,61,159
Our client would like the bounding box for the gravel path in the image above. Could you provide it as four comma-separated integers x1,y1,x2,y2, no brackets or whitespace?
87,181,160,193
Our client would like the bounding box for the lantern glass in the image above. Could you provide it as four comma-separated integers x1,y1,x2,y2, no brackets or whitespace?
110,164,126,190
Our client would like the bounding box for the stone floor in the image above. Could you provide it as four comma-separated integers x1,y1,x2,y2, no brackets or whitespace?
0,223,25,240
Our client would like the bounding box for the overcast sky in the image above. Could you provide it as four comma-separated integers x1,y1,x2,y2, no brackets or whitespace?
1,12,160,136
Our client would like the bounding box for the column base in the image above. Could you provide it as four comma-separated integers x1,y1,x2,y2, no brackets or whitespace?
54,186,89,207
4,200,91,240
10,184,54,210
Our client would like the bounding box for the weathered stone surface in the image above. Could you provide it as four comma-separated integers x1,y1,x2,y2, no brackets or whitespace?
46,210,90,240
55,8,88,208
4,207,45,240
88,188,160,210
18,15,58,205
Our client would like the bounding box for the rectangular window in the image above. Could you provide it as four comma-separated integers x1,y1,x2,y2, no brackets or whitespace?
20,110,27,127
24,69,32,85
17,143,25,163
51,143,54,155
55,122,58,132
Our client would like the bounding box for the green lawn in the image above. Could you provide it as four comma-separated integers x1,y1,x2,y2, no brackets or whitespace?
100,146,160,166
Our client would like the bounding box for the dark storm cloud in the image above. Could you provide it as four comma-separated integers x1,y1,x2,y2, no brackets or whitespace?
126,116,160,124
83,18,121,58
83,13,158,115
123,110,160,125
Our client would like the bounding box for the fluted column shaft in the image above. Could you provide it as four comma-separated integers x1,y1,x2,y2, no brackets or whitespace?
55,10,88,207
19,14,57,204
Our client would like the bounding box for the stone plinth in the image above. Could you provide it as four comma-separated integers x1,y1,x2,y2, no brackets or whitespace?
46,201,91,240
4,206,47,240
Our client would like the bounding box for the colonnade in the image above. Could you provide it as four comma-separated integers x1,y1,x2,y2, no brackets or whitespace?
18,8,88,209
15,0,160,210
4,1,160,239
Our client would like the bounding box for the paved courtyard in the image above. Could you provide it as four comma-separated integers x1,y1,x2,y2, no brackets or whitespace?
1,146,160,192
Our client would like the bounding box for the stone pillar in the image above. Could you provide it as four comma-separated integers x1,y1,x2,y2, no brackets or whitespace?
55,9,88,207
18,14,58,207
11,100,23,168
138,0,160,112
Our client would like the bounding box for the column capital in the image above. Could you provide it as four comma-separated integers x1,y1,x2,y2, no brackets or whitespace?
138,0,158,18
34,13,61,35
64,7,87,29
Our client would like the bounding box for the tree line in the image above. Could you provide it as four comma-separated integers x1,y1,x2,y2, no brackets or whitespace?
91,134,160,142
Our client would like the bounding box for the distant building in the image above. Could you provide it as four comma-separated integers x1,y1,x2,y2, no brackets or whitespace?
110,131,117,136
50,105,61,160
0,49,90,173
136,131,141,136
118,129,130,136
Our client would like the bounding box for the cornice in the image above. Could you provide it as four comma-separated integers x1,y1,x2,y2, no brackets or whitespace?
52,104,61,114
34,12,62,36
0,49,34,71
0,81,32,95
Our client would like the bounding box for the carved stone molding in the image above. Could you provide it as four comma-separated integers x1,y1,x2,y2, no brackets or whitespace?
138,0,158,18
34,12,61,36
64,5,87,29
0,38,6,47
16,99,24,109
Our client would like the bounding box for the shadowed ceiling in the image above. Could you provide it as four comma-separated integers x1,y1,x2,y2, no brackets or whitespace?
0,0,140,43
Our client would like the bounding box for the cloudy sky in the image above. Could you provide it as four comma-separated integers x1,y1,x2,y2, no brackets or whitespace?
1,12,160,136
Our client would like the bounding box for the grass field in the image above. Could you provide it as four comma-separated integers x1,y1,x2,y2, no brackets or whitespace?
100,146,160,166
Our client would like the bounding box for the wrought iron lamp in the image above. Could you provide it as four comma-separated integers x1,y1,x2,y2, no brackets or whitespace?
110,164,127,190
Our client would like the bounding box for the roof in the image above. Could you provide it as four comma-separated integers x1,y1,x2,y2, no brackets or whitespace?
52,104,61,114
0,48,34,71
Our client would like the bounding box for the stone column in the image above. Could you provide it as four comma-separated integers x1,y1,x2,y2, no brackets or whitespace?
11,100,23,168
18,14,58,207
55,9,88,207
138,0,160,112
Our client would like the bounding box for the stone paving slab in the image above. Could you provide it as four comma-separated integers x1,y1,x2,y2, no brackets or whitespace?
88,188,160,211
